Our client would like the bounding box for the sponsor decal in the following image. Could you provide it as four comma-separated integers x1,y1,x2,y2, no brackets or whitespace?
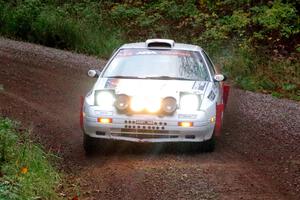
207,91,216,101
192,82,206,90
94,111,113,116
117,50,134,57
178,114,197,119
117,49,192,57
136,51,157,55
159,51,191,56
104,78,119,89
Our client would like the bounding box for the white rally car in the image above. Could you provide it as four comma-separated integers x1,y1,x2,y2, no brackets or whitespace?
80,39,229,153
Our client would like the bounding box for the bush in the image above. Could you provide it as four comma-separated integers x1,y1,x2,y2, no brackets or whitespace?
251,1,298,38
0,0,123,57
0,0,299,99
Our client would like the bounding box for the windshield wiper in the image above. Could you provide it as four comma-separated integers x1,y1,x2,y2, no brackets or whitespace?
105,75,144,79
144,76,195,80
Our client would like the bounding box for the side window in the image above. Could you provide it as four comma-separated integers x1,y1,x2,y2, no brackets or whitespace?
202,51,216,76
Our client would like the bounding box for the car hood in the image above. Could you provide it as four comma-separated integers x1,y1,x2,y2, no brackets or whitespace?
94,78,210,100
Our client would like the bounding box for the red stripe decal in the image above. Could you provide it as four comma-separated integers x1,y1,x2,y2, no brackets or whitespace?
215,103,224,136
80,96,84,130
223,84,230,108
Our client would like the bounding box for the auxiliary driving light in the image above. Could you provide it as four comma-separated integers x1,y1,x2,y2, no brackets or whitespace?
162,97,177,114
178,121,193,127
130,96,161,113
130,96,145,112
115,94,130,111
145,98,161,113
97,117,112,124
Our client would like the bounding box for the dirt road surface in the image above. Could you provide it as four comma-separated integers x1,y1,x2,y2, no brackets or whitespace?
0,38,299,200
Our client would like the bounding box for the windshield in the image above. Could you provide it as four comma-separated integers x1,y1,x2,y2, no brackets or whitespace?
102,49,210,81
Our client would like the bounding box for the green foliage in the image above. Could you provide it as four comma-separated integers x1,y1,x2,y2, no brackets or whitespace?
0,118,61,200
251,1,299,38
282,83,297,91
0,0,123,57
0,0,299,99
219,10,250,36
258,78,277,91
111,4,144,21
271,91,284,98
236,76,258,92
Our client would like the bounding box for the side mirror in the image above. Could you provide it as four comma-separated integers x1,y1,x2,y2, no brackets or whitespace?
87,69,100,78
214,74,227,82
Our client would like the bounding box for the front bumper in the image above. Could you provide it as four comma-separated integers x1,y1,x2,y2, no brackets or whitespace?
83,112,215,143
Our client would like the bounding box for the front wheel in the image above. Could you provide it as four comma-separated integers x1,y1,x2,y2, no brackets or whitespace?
201,136,215,152
83,134,98,154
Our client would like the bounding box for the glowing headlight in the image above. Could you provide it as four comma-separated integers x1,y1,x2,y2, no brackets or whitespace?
146,98,161,113
130,96,145,112
95,90,115,107
130,97,161,113
179,94,200,111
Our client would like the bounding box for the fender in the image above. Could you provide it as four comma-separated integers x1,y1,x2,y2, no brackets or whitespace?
223,84,230,109
215,103,224,137
215,84,229,136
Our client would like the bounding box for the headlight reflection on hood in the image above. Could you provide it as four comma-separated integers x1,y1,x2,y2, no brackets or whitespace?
95,90,115,107
179,93,200,111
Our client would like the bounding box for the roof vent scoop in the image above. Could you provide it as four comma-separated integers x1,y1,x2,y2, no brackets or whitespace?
146,39,175,48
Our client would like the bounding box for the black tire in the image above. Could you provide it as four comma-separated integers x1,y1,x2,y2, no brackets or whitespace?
83,134,98,154
201,136,215,152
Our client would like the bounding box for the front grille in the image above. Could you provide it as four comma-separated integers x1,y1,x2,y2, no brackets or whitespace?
121,128,168,134
111,133,178,139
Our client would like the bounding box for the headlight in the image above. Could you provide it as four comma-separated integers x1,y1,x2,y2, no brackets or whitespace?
162,97,177,114
179,93,200,111
145,97,161,113
115,94,130,111
95,90,115,107
130,96,161,113
130,96,145,112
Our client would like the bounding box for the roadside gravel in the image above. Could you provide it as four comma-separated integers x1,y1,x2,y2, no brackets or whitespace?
223,89,300,198
0,37,105,72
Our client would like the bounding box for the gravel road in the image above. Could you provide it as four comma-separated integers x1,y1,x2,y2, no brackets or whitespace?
0,38,299,200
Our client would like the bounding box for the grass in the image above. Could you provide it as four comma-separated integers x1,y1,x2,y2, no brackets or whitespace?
0,118,61,200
